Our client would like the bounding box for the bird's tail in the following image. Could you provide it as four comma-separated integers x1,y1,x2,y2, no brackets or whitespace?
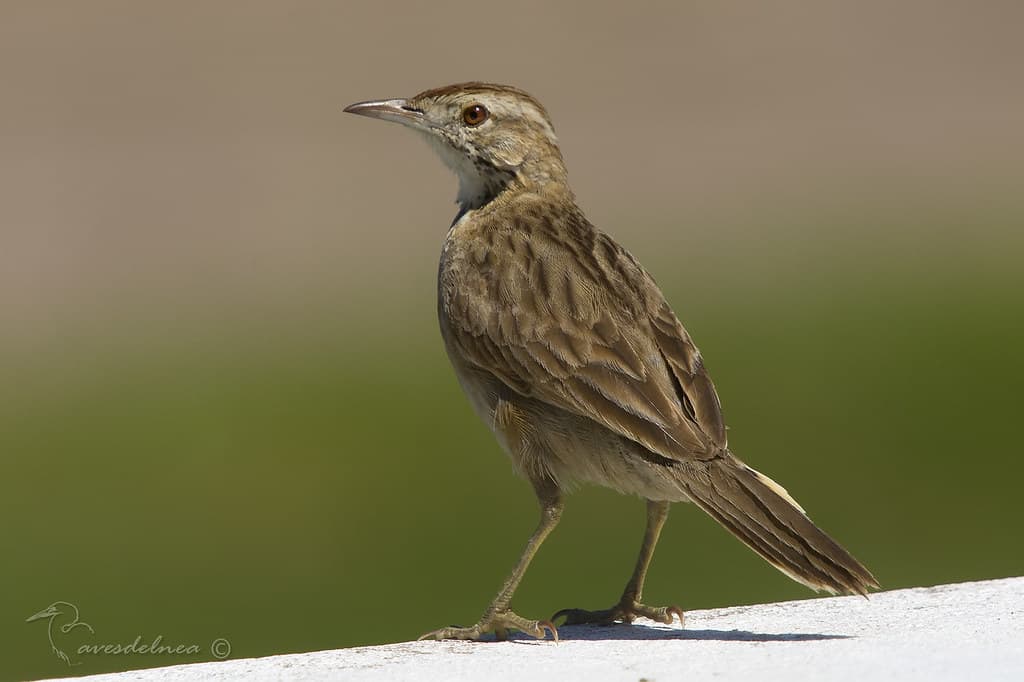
677,451,878,595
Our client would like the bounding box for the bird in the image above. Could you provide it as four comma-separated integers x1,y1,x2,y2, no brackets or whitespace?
26,601,94,666
344,82,878,642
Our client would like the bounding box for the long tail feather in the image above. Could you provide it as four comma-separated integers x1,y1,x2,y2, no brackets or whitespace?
679,451,879,595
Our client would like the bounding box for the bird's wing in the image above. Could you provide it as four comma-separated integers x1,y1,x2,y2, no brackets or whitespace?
442,219,726,461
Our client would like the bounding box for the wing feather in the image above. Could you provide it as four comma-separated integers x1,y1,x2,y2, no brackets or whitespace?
441,212,727,460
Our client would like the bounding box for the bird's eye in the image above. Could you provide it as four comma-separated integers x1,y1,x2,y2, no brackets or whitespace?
462,104,489,127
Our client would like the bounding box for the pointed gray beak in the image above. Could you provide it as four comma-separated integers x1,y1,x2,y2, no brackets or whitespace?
27,606,60,622
343,98,427,128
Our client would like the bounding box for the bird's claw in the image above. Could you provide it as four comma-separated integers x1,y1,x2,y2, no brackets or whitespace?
553,600,684,627
418,610,559,642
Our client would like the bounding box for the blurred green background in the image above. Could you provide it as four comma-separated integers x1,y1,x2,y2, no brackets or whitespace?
2,1,1023,680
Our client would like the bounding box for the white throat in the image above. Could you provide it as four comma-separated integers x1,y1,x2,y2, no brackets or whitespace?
420,133,512,210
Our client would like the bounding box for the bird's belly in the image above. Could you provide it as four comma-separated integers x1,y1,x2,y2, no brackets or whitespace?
443,352,691,503
524,402,694,503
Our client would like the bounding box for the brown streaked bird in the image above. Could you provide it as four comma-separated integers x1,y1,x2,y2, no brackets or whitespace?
344,82,878,641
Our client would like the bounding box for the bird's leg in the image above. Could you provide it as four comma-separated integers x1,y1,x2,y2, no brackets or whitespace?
553,500,684,627
419,479,563,641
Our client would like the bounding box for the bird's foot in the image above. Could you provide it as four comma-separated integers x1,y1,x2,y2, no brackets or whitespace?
418,609,558,642
553,598,684,627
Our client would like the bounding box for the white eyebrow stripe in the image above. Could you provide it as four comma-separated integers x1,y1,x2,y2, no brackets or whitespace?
521,105,558,145
486,96,558,146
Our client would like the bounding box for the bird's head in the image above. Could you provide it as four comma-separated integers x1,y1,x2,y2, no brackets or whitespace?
26,603,63,623
345,82,569,210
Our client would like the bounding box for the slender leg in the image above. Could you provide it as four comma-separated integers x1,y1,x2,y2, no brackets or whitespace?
624,499,670,603
419,479,563,641
553,500,684,627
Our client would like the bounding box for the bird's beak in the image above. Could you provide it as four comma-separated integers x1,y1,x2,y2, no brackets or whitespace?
26,605,60,622
343,98,427,129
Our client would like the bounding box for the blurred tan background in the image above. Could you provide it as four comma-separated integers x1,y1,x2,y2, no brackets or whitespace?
3,1,1022,679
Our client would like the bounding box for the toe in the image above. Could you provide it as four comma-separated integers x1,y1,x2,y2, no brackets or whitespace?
536,620,559,642
418,625,479,641
419,611,557,642
554,601,685,628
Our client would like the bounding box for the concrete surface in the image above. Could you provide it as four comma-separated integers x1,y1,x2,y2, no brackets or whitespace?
45,577,1023,682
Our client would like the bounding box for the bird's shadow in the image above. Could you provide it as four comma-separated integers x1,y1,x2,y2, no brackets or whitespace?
509,623,848,644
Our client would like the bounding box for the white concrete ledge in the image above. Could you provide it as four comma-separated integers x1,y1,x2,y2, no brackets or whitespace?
45,577,1024,682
